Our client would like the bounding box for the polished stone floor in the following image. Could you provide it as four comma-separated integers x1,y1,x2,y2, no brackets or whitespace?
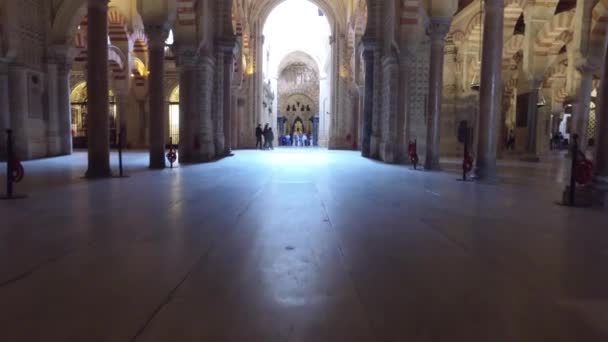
0,149,607,341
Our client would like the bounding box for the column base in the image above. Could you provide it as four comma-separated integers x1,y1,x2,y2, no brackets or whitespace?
472,168,499,184
85,168,112,179
424,159,441,171
561,183,608,209
520,154,540,162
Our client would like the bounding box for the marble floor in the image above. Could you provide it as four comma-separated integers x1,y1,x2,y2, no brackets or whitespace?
0,149,607,341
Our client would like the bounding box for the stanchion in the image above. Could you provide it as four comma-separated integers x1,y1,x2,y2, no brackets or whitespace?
1,129,27,200
457,121,474,182
568,135,578,206
114,129,129,178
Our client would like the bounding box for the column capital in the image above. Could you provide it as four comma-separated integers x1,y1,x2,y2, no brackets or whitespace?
360,38,378,55
427,17,452,41
145,24,170,48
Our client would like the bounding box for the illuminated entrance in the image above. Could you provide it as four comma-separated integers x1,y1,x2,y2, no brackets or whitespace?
168,85,180,145
70,82,118,148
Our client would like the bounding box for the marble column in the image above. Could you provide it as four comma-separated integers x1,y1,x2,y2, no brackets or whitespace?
198,53,217,161
146,25,168,169
523,80,542,161
424,17,451,170
85,0,111,178
361,45,375,158
0,62,9,160
57,59,73,155
573,67,594,153
595,59,608,181
231,95,239,149
223,51,234,155
177,49,197,163
46,61,61,155
475,0,504,182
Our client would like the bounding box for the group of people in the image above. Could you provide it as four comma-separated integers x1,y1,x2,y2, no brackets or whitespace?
279,132,313,147
255,124,275,150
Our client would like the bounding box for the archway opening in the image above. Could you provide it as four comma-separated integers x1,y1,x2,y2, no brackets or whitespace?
168,85,180,145
262,0,331,148
69,82,118,149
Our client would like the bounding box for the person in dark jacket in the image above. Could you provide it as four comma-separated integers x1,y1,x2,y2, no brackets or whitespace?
255,124,263,150
264,127,274,150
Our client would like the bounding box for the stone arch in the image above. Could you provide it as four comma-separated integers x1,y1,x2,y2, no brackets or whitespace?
503,34,524,63
251,0,361,32
400,0,423,28
51,0,87,45
503,0,524,39
131,28,149,67
589,0,608,63
545,54,568,80
167,83,180,102
534,10,575,57
108,7,129,45
277,51,320,77
108,46,126,80
464,11,482,53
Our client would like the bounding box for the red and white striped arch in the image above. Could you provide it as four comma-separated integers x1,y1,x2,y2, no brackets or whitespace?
107,7,128,44
108,46,126,81
534,10,575,57
131,28,149,70
73,8,129,49
400,0,420,27
177,0,196,27
71,14,126,83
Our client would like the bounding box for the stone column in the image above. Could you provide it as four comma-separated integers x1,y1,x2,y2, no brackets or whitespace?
475,0,504,181
595,59,608,181
146,24,168,169
573,67,594,152
223,50,234,155
523,80,542,161
85,0,111,178
46,61,61,155
424,17,451,170
213,51,226,155
198,53,217,161
57,58,73,155
177,49,198,163
361,44,375,158
0,62,9,160
231,95,239,148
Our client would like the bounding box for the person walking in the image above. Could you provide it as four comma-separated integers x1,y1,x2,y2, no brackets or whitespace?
264,127,275,150
262,124,269,150
255,124,263,150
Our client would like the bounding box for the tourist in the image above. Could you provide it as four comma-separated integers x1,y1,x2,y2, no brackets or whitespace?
506,130,515,150
255,124,263,150
262,124,270,149
302,133,308,146
264,127,275,150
